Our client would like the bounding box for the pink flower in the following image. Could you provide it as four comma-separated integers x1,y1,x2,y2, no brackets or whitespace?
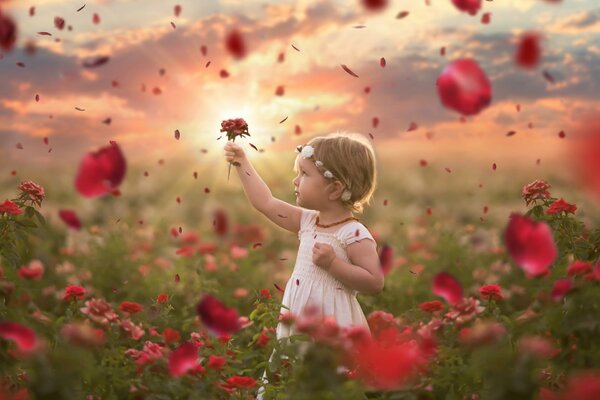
18,260,44,280
60,322,106,347
229,245,248,259
80,298,119,326
458,320,506,346
517,335,559,359
444,297,485,326
125,340,168,366
521,180,551,206
546,198,577,215
0,199,22,215
121,319,145,340
18,180,45,206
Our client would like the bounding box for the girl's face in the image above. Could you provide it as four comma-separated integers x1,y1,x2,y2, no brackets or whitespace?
293,156,331,209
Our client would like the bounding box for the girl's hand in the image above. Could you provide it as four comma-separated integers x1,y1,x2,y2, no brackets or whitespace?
224,142,247,166
312,242,336,271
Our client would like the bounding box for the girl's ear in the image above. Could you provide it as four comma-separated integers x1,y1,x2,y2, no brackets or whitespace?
327,180,345,200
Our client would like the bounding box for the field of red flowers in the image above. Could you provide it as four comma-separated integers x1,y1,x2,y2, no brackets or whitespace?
1,148,600,400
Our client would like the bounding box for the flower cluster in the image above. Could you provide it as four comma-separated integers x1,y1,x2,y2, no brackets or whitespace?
220,118,250,141
296,144,352,202
18,181,45,207
521,179,551,206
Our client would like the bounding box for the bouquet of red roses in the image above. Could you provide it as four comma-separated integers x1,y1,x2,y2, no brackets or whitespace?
220,118,250,181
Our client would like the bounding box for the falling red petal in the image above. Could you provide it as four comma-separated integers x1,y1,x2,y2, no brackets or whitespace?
74,143,127,198
504,213,557,278
436,58,492,116
341,64,359,78
432,272,463,305
225,29,247,59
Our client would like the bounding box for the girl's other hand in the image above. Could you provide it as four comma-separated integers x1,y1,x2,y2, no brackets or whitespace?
224,142,247,166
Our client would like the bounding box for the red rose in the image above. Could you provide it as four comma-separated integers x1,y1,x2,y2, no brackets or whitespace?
521,180,551,206
63,285,86,301
225,375,257,389
119,301,144,314
206,354,226,370
0,199,22,215
478,284,504,301
156,294,168,304
18,260,44,280
419,300,444,313
567,261,592,277
546,198,577,215
163,327,180,344
18,180,45,207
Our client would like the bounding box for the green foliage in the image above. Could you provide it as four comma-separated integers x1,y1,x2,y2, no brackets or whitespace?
1,180,600,399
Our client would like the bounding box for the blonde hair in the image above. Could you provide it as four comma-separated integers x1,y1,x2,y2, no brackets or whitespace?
294,131,378,214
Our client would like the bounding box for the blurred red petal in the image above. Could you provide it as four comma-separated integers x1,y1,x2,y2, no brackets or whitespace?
196,294,241,335
361,0,388,11
378,244,393,276
432,272,463,304
504,213,557,278
225,29,246,59
341,64,359,78
436,58,492,116
54,16,65,30
169,342,198,376
0,321,37,352
569,117,600,199
550,278,572,301
58,209,82,230
0,12,17,52
515,32,541,69
451,0,481,15
74,143,127,198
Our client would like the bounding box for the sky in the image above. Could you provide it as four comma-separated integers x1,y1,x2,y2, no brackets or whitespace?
0,0,599,170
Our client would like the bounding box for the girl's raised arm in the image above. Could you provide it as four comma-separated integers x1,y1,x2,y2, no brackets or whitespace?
225,142,302,233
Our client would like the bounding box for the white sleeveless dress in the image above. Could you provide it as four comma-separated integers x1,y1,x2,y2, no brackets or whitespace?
276,208,375,338
256,208,376,399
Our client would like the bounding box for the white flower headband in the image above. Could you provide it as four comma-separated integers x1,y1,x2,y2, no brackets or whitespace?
296,144,352,202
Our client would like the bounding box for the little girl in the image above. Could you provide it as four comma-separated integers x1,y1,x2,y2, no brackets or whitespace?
223,131,383,398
